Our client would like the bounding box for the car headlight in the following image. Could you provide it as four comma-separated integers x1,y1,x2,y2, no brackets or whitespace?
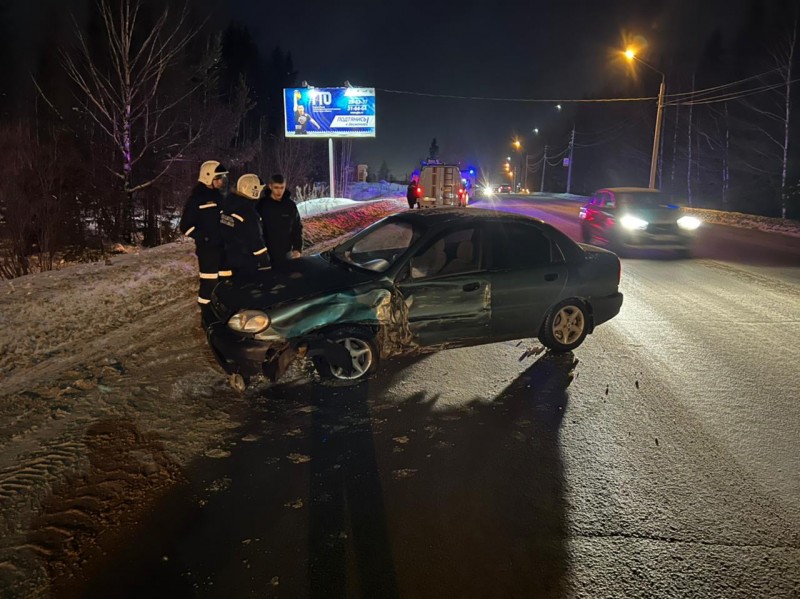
227,310,270,334
620,214,648,230
677,215,701,230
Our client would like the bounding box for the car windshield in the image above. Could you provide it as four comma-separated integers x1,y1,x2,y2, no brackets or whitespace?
617,192,677,209
332,219,424,272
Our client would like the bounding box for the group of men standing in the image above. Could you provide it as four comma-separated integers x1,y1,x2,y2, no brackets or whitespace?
179,161,303,322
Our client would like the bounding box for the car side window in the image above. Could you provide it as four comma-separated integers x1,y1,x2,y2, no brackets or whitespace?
487,223,554,270
603,193,616,210
409,228,481,279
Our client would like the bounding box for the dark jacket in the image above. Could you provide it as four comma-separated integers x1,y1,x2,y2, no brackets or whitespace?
220,193,270,273
256,191,303,266
179,183,224,248
407,183,418,202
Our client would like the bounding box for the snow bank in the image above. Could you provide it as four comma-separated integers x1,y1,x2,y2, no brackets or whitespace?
296,197,360,217
685,207,800,238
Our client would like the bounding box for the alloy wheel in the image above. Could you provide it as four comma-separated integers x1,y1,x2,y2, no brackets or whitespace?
330,337,374,380
552,306,585,345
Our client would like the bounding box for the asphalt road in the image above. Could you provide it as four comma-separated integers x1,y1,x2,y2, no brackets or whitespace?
61,196,800,598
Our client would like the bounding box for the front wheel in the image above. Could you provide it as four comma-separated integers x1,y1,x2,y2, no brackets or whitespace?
540,299,589,352
313,327,380,385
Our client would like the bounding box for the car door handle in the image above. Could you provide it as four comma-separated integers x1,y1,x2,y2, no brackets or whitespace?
462,282,480,292
544,273,559,282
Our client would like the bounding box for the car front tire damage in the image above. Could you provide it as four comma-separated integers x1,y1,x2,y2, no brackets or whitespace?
312,326,380,385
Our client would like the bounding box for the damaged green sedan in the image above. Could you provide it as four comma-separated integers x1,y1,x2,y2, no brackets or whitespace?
205,208,623,391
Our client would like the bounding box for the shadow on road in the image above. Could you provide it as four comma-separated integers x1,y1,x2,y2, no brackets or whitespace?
54,350,578,599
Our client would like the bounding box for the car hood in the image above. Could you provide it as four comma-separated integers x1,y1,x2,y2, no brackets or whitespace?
619,205,684,224
214,254,379,313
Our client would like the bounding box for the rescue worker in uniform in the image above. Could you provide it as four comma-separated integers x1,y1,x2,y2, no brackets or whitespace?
256,174,303,268
220,174,271,279
179,160,228,323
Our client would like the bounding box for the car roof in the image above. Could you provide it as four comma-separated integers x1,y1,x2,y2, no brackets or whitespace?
385,207,583,261
393,207,546,227
596,187,663,194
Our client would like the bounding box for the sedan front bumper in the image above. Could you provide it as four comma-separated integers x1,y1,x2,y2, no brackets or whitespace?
206,322,273,378
619,228,694,249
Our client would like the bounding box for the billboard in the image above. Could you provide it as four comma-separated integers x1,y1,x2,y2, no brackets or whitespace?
284,87,376,138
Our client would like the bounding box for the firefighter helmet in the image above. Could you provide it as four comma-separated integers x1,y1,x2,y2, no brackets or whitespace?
236,174,266,200
198,160,229,186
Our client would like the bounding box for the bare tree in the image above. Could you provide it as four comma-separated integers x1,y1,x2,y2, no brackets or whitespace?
777,17,797,219
735,17,797,217
0,123,73,278
338,140,353,199
261,136,316,196
62,0,201,241
687,73,695,206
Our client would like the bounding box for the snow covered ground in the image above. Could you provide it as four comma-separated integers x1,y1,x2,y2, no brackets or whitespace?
0,199,405,597
0,193,796,596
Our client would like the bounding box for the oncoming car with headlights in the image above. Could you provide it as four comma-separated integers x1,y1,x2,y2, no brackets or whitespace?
205,208,623,391
579,187,701,257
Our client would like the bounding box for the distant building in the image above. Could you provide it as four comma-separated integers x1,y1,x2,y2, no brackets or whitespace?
356,164,369,182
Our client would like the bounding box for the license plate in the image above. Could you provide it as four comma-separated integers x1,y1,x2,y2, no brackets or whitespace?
651,234,677,241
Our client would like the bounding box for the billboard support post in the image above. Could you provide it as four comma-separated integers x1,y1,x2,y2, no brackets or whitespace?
329,138,335,199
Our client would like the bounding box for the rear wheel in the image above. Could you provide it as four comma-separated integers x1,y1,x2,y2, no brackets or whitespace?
540,299,589,352
313,327,380,385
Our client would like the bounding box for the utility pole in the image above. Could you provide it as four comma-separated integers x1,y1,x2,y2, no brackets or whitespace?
525,154,531,191
566,126,575,194
649,75,666,189
540,145,548,193
329,138,335,198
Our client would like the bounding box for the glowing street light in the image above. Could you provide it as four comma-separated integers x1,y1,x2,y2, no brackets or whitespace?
624,46,665,189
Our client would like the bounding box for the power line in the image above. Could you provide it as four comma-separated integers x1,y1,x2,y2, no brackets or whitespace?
663,67,784,99
377,88,657,103
665,78,798,106
377,68,793,106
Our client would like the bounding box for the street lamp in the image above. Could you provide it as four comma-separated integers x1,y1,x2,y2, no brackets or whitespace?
624,47,665,189
511,140,524,191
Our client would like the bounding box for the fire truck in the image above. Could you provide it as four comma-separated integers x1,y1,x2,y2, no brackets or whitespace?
417,162,468,208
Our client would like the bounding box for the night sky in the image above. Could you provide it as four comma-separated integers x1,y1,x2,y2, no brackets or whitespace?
226,0,752,179
7,0,754,180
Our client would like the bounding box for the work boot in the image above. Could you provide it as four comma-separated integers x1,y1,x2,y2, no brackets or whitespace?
200,304,215,329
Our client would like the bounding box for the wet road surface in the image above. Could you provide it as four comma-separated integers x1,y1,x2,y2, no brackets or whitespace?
57,196,800,598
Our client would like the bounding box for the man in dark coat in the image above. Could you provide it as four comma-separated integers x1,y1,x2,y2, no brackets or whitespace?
220,174,271,279
179,160,228,322
256,174,303,268
407,180,420,209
